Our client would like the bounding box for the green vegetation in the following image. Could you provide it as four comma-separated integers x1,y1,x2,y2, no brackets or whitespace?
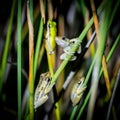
0,0,120,120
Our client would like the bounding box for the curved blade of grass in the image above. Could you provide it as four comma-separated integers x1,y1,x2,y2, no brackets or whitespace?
0,0,15,94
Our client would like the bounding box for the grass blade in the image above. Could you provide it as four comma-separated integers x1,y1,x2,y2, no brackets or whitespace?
0,0,15,94
17,0,22,119
34,18,44,79
27,2,34,119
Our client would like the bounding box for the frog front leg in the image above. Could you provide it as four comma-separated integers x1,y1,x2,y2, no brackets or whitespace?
60,46,77,61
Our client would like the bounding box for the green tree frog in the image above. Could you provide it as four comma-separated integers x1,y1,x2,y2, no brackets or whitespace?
34,72,53,109
45,20,57,54
55,36,81,61
71,77,86,106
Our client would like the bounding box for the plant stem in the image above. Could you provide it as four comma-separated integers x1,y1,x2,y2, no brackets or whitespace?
34,18,44,79
51,18,93,84
87,1,120,119
70,106,78,120
71,32,120,120
51,0,106,85
17,0,22,119
87,1,113,119
106,68,120,120
0,0,15,94
27,2,34,120
76,90,91,120
29,0,33,23
100,33,120,77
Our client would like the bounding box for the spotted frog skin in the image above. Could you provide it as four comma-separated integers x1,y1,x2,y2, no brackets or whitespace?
34,72,53,109
71,77,86,106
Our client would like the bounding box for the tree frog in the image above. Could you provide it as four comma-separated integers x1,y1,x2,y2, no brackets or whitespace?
34,72,53,109
45,20,57,54
55,36,81,61
71,77,86,106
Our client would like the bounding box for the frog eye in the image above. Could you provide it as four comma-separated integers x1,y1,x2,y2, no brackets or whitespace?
62,36,67,40
78,80,83,86
55,37,69,48
48,23,52,28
